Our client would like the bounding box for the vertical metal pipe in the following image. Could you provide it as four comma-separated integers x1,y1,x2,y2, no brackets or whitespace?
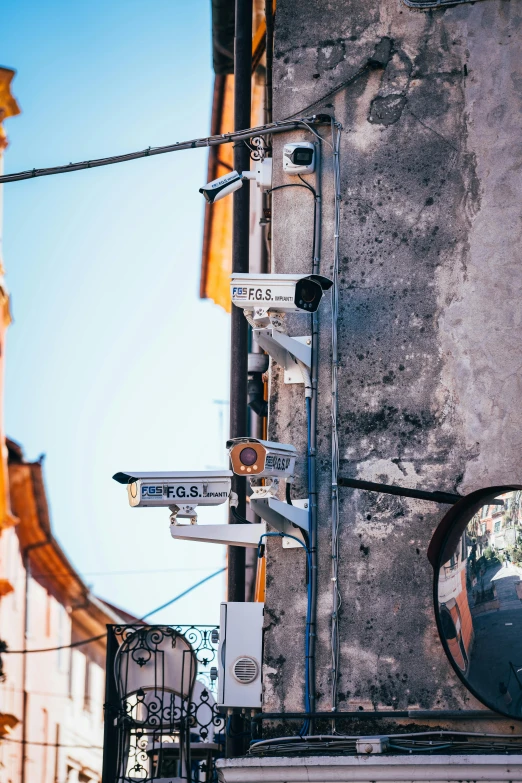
227,0,252,756
228,0,252,609
265,0,273,125
308,142,322,723
102,626,119,783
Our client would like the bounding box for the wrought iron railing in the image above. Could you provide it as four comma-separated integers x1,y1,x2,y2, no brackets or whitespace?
102,624,224,783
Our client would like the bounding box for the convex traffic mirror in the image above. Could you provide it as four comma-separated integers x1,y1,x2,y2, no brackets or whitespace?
429,486,522,718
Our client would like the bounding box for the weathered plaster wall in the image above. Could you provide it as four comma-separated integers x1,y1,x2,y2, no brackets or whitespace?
264,0,522,734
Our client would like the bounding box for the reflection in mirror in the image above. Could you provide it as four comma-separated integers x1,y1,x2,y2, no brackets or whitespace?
437,490,522,717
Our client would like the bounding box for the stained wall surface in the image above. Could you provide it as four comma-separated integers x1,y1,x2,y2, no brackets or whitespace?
264,0,522,734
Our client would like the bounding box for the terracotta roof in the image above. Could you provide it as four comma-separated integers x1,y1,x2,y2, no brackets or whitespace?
6,438,131,641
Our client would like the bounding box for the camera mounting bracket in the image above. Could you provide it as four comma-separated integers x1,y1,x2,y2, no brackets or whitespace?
250,496,309,543
169,521,266,548
254,326,311,376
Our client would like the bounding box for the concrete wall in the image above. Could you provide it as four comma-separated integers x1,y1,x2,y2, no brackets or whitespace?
264,0,522,733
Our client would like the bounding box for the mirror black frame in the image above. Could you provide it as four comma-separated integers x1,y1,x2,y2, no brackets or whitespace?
429,485,522,719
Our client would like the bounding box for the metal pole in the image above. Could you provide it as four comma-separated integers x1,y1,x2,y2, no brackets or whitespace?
101,626,119,783
227,0,252,758
228,0,252,606
265,0,273,125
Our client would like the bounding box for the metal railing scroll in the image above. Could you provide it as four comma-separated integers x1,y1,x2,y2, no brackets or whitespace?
102,624,224,783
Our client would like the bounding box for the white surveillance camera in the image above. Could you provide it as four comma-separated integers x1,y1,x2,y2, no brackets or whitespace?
113,470,233,522
199,171,244,204
231,274,332,388
200,160,272,205
227,438,309,539
283,142,315,175
227,438,296,481
231,273,332,317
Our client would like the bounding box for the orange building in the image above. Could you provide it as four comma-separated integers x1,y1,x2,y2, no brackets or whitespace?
0,440,129,783
200,0,273,312
437,535,474,674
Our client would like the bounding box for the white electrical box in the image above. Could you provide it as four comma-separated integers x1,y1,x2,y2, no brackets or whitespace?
217,602,264,709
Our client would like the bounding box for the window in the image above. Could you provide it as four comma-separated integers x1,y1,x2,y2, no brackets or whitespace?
57,604,70,673
494,520,501,534
84,657,92,712
45,592,52,636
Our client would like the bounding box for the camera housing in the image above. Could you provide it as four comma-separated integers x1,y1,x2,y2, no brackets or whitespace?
200,159,272,205
113,470,232,522
231,273,332,383
231,273,332,318
283,142,315,175
227,438,309,540
227,438,296,480
199,171,243,204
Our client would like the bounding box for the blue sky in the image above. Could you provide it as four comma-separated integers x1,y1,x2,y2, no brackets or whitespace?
2,0,230,624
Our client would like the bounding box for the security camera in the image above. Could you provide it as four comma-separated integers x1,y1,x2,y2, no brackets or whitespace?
227,438,296,482
230,273,332,385
199,171,244,204
231,273,332,318
200,159,272,204
283,142,315,175
227,438,309,539
112,470,232,523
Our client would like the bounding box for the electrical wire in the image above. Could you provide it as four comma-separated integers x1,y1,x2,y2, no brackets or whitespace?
257,531,312,734
330,119,342,713
11,566,219,581
302,394,313,737
3,567,226,654
249,730,522,755
267,183,313,195
0,736,103,751
0,117,330,184
230,506,251,524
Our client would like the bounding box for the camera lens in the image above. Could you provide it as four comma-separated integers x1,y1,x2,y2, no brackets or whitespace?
295,149,313,164
239,447,258,466
298,278,318,305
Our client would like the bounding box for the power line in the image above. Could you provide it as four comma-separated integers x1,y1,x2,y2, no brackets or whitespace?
13,566,215,581
0,117,328,184
139,567,226,620
0,736,102,751
3,567,225,654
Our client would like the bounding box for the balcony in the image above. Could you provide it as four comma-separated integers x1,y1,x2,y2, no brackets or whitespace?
102,624,224,783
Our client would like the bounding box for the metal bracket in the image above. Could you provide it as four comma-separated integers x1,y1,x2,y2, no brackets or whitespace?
250,496,309,547
169,522,266,548
254,328,311,381
402,0,481,7
169,504,198,523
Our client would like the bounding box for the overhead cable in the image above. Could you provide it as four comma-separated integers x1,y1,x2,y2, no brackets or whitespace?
0,117,331,184
330,119,342,713
1,736,103,750
3,567,225,654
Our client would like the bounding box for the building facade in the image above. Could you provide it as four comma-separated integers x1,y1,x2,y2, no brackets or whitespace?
198,0,522,779
0,440,128,783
